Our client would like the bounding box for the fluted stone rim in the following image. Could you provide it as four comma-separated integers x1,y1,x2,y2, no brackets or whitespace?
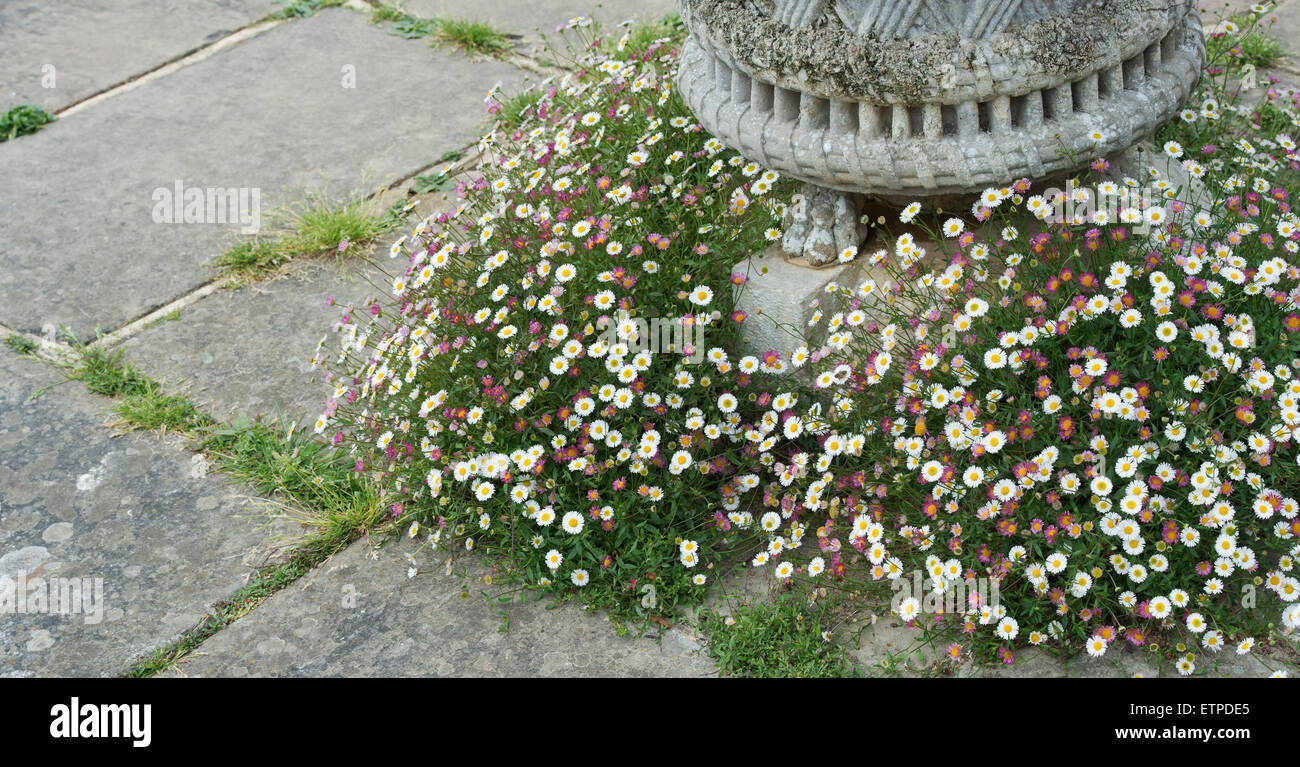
681,0,1196,105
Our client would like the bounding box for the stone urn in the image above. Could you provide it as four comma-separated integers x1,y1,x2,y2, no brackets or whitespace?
676,0,1206,265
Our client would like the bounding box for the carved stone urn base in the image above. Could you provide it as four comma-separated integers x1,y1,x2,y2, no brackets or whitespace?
780,184,869,266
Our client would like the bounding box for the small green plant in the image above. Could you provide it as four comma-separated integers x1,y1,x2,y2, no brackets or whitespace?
282,191,405,258
211,191,409,284
198,417,379,526
434,18,514,58
412,149,467,193
0,104,55,142
704,594,857,678
412,170,456,194
114,382,212,433
67,343,211,432
211,239,286,284
267,0,343,20
369,3,407,24
144,308,183,328
368,3,439,37
69,345,153,398
435,148,465,164
393,13,440,39
1205,11,1285,71
4,334,39,356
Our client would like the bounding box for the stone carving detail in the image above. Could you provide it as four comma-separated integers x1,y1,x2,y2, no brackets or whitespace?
782,184,867,265
677,0,1205,264
774,0,1037,39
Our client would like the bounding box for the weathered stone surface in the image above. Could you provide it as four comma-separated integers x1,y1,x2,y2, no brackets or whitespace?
0,347,270,677
846,618,939,671
399,0,678,35
957,643,1281,677
680,0,1206,199
781,184,867,265
732,243,889,362
163,536,713,677
120,257,384,424
0,0,281,113
0,8,525,340
1258,0,1300,61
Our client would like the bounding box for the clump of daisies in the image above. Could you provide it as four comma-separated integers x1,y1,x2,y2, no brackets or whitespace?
312,18,790,615
752,28,1300,668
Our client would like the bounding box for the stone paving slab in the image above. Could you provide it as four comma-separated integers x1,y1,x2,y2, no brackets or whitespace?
1258,2,1300,63
0,0,282,113
401,0,678,36
119,256,384,424
0,7,525,341
164,535,713,677
0,347,273,677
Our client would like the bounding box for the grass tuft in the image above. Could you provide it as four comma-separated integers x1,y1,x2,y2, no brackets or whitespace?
69,345,153,398
703,594,858,678
434,18,514,58
369,4,406,24
66,343,212,432
211,190,407,285
282,191,404,257
4,335,39,356
210,238,286,284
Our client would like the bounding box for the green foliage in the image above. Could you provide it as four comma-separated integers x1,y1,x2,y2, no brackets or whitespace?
1205,11,1285,71
704,594,857,677
211,191,409,284
198,417,379,527
281,191,404,257
267,0,344,20
0,104,55,142
493,88,545,130
211,238,286,284
4,335,39,356
433,18,514,58
393,13,440,39
369,4,407,24
367,5,513,58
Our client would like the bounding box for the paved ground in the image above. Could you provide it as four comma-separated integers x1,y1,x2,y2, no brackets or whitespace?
164,536,709,677
0,0,282,113
0,345,274,676
0,0,1297,678
0,8,526,340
